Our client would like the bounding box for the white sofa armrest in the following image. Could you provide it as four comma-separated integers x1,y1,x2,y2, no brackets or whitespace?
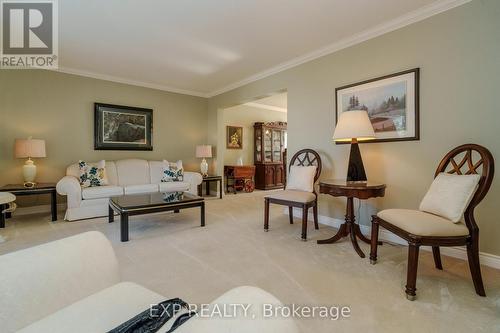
56,175,82,208
0,231,120,333
183,171,203,195
176,286,300,333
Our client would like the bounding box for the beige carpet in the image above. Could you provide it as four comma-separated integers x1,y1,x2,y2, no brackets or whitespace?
1,191,499,332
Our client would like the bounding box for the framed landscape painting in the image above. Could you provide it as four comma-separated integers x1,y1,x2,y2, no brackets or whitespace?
335,68,419,143
226,126,243,149
94,103,153,150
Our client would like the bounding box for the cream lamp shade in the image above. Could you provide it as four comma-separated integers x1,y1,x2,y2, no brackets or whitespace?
14,138,46,158
195,145,212,158
333,110,375,142
14,138,46,186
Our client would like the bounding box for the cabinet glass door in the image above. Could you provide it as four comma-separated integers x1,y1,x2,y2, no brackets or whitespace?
264,128,272,162
272,130,282,162
255,128,262,162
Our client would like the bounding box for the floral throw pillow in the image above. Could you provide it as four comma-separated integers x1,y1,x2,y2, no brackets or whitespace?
162,160,184,182
79,160,108,187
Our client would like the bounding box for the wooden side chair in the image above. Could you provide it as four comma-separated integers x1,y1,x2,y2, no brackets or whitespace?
264,149,322,240
370,144,494,300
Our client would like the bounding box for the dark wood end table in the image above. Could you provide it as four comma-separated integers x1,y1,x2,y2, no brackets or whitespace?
197,175,223,199
0,183,57,227
317,180,386,258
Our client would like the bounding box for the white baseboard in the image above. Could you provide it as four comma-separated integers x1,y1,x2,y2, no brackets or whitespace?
286,208,500,270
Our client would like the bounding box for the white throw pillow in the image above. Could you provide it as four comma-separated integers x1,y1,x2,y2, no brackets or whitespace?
162,160,184,182
419,172,480,223
286,166,317,192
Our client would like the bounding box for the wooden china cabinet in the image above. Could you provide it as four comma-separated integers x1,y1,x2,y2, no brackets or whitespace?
254,122,287,190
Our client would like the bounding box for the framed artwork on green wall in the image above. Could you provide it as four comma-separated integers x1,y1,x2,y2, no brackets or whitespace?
335,68,420,143
94,103,153,150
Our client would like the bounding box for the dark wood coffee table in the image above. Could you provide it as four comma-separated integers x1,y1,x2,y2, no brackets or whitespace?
109,191,205,242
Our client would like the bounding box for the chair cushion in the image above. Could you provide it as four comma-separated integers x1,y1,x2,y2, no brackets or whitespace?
124,184,158,195
419,172,480,222
81,186,123,200
158,181,190,193
286,166,317,192
266,190,316,203
17,282,165,333
0,192,16,205
176,286,300,333
377,209,469,237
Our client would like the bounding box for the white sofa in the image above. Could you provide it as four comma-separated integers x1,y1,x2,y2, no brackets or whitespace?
0,231,299,333
56,159,203,221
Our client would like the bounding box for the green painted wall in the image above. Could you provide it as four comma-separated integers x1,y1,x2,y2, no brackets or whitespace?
208,0,500,255
0,70,208,206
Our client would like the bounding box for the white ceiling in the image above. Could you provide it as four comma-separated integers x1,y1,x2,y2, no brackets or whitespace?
244,93,287,113
57,0,469,97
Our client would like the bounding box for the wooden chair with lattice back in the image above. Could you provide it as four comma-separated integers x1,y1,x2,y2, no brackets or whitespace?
264,149,322,240
370,144,494,300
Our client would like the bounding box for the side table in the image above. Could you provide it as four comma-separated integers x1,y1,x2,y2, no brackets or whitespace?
197,175,223,199
0,183,58,226
317,180,386,258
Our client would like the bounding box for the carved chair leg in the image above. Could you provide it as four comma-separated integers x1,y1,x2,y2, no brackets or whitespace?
264,198,270,232
313,202,319,230
370,216,379,265
301,205,308,241
432,246,443,270
405,243,420,301
467,236,486,296
289,206,294,224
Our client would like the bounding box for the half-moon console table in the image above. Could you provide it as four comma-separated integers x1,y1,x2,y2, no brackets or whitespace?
317,180,386,258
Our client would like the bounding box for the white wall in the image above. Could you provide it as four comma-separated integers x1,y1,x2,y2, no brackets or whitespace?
222,104,287,166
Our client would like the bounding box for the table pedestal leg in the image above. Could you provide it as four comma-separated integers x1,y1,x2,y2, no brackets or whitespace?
317,197,371,258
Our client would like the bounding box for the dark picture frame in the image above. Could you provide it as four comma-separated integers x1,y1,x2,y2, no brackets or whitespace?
226,126,243,149
335,68,420,144
94,103,153,150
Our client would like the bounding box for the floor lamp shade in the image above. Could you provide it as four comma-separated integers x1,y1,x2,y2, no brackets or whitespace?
333,111,375,182
196,145,212,177
14,138,46,185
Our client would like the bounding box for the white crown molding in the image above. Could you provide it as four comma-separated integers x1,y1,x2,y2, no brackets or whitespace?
51,67,210,98
208,0,472,97
287,207,500,270
243,102,287,113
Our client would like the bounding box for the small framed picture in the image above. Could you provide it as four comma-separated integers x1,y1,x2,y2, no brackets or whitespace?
94,103,153,150
226,126,243,149
336,68,419,143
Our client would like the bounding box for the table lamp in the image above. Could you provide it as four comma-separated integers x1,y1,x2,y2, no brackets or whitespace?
14,137,46,187
333,110,375,182
195,145,212,177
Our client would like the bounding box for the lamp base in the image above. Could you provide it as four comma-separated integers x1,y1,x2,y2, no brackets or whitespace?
200,158,209,177
347,139,367,182
23,158,37,185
